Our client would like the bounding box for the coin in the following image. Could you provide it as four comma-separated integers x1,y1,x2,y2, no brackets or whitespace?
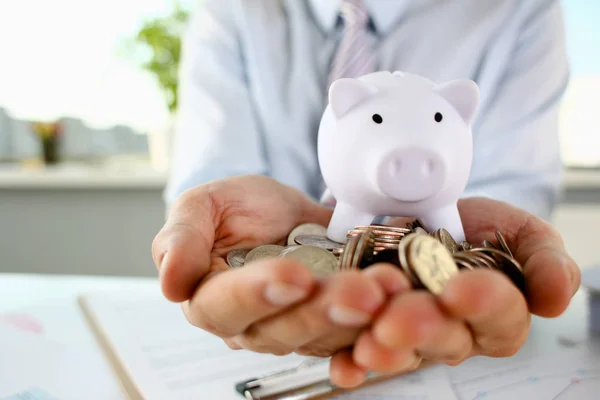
245,245,285,264
474,247,527,296
406,219,427,233
454,252,477,268
294,235,343,251
339,234,359,271
357,224,410,233
281,245,338,276
435,228,458,254
495,231,513,258
397,234,423,287
406,234,459,295
467,251,496,269
414,227,428,235
279,245,301,256
453,256,475,270
482,240,497,249
352,231,375,269
226,249,249,268
287,223,328,246
459,241,473,251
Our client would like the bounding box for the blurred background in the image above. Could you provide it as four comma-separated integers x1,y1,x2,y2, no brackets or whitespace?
0,0,598,277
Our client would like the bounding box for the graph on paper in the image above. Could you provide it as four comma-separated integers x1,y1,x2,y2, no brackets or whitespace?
451,350,600,400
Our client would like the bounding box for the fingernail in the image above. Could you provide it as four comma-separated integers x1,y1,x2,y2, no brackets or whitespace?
566,257,581,295
552,250,581,295
264,283,308,306
329,305,371,326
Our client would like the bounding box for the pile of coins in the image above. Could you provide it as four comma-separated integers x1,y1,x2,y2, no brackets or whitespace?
226,221,526,297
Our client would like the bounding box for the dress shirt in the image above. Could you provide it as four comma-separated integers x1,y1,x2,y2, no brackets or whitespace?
165,0,569,220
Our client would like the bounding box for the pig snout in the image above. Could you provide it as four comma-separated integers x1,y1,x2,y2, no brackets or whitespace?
375,148,447,202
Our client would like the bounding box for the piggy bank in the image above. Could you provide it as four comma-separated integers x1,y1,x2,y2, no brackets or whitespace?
318,71,480,243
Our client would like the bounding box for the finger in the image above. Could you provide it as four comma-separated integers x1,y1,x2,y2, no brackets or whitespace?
371,291,472,363
295,328,360,358
362,263,412,296
182,258,314,338
294,265,411,358
152,186,216,302
353,331,420,374
458,197,581,317
372,291,445,349
236,271,386,354
440,269,531,358
330,350,368,388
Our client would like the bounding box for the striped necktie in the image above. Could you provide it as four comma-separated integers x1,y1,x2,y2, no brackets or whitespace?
328,0,376,87
319,0,375,204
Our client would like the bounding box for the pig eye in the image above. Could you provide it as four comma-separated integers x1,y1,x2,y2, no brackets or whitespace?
372,114,383,124
434,112,443,123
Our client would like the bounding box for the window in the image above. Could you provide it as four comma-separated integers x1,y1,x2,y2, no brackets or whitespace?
560,0,600,168
0,0,597,168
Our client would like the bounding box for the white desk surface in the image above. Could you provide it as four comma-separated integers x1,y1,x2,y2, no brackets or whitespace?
0,273,597,400
0,272,593,346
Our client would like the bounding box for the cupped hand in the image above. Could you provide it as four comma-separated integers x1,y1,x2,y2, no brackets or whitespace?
330,197,581,388
152,175,401,357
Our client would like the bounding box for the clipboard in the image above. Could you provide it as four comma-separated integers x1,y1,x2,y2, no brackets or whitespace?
235,357,435,400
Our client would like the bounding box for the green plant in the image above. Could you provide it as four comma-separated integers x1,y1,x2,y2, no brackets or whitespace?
135,2,190,113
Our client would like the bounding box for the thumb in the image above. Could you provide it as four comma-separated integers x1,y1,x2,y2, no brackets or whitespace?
152,188,216,302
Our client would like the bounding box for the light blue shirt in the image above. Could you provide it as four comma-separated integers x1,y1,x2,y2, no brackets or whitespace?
166,0,569,220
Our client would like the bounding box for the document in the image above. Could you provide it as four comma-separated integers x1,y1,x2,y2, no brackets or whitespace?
0,299,126,400
450,346,600,400
79,290,458,400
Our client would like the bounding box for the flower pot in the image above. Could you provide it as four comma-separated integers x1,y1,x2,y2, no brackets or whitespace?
42,137,60,165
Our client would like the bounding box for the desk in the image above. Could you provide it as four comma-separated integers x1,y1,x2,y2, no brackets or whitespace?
0,273,596,399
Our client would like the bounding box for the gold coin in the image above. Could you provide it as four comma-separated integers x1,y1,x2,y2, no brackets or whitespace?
406,234,459,295
245,245,285,264
397,234,423,288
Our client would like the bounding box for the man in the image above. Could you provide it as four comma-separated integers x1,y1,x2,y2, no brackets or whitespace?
154,0,578,388
165,0,568,219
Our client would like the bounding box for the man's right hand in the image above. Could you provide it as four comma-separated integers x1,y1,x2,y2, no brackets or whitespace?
152,175,409,357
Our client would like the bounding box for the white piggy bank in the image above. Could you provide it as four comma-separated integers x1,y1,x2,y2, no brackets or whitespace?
318,71,480,243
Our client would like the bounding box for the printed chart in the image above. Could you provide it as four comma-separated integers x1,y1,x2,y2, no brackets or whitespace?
452,350,600,400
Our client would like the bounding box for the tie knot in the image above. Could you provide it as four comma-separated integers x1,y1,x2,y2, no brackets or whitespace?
340,0,370,27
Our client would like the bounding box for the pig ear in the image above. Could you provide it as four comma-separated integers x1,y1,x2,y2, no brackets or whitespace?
329,78,378,119
433,79,480,124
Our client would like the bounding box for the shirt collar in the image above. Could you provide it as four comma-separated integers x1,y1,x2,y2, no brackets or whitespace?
308,0,410,35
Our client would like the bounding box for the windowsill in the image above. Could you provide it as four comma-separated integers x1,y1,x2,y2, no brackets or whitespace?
0,160,168,189
0,164,598,191
563,168,600,190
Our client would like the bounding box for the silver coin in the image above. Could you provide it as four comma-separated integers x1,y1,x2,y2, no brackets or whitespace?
294,234,343,250
245,245,285,264
281,245,338,276
287,223,328,246
226,249,249,268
